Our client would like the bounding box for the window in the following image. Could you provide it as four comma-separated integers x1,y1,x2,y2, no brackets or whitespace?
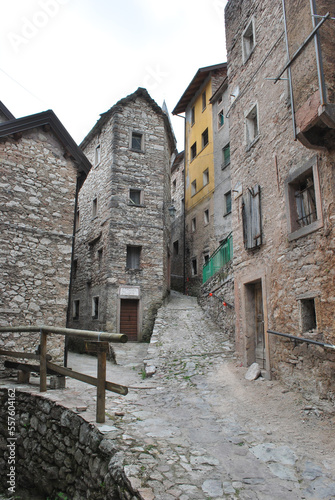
204,253,210,264
191,142,197,160
204,209,209,225
191,106,195,126
218,109,224,129
246,105,259,147
181,197,184,214
202,91,206,111
191,180,197,196
191,217,196,232
202,128,209,149
131,132,143,151
173,240,179,256
98,248,103,266
75,209,80,229
191,258,198,276
129,188,142,205
126,245,141,269
242,18,255,62
222,143,231,168
95,144,101,166
73,300,79,320
203,169,209,186
224,191,232,215
73,259,78,279
172,179,177,191
300,298,317,333
92,296,99,319
92,197,98,217
242,184,262,249
285,157,323,240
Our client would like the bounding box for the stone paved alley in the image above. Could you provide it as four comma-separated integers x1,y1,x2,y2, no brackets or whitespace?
2,291,335,499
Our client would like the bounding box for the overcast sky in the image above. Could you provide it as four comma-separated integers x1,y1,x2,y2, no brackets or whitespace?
1,0,228,150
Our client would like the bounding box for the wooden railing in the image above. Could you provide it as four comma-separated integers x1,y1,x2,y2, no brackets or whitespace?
0,326,128,423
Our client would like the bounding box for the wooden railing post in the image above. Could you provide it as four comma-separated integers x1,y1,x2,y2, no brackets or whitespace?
39,329,47,392
96,347,107,423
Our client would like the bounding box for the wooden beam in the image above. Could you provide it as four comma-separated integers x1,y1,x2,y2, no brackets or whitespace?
96,350,106,423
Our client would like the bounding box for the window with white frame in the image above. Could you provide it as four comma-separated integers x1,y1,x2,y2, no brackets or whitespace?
203,168,209,187
218,109,224,129
204,209,209,225
95,144,101,166
245,105,259,147
242,17,255,63
92,296,99,319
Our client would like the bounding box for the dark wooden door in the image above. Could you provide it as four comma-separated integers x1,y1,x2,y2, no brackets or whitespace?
254,282,265,368
120,299,138,341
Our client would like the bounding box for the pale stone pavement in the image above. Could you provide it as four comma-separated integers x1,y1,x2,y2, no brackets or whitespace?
1,291,335,499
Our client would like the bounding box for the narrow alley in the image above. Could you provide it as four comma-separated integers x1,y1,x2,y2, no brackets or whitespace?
71,292,335,500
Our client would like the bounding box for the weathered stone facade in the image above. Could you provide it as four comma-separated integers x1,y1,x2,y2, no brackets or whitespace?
225,0,335,402
69,88,176,341
170,151,185,292
0,389,141,499
0,109,90,363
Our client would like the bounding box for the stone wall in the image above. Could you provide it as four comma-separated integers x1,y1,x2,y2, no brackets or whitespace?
199,261,235,342
0,129,79,363
225,0,335,403
170,152,185,292
69,89,174,341
0,389,141,500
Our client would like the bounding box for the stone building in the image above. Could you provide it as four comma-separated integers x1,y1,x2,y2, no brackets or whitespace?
0,105,90,361
173,63,228,296
225,0,335,402
69,88,176,341
170,151,185,292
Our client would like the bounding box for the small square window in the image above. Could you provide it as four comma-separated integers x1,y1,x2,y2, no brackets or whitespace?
92,296,99,319
92,197,98,217
203,169,209,186
131,132,143,151
191,142,197,160
191,106,195,126
202,91,206,111
218,109,224,129
191,258,198,276
222,143,231,168
202,128,209,149
95,144,101,166
243,18,255,62
129,188,142,205
191,180,197,196
246,105,259,146
225,191,232,215
204,209,209,225
191,217,196,232
73,299,80,320
126,245,141,269
173,240,179,256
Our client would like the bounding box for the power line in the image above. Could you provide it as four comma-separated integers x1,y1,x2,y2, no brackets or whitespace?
0,67,46,106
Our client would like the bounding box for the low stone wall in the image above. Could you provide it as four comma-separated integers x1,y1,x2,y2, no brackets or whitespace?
0,390,141,500
199,262,235,342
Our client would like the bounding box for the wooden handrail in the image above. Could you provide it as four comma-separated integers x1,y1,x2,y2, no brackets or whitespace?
0,325,129,423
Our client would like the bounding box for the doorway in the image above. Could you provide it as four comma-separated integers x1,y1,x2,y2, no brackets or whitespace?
245,280,265,369
120,299,138,341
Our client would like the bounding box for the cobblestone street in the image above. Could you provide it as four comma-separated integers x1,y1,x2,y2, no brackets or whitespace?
1,291,335,499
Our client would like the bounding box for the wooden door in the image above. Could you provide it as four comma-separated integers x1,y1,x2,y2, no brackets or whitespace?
120,299,138,341
254,282,265,368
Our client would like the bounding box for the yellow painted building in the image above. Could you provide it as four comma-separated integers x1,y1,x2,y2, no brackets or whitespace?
173,63,227,295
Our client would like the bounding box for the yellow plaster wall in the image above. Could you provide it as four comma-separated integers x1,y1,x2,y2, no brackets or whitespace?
185,79,215,212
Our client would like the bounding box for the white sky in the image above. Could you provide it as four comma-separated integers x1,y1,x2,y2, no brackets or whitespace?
1,0,227,150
